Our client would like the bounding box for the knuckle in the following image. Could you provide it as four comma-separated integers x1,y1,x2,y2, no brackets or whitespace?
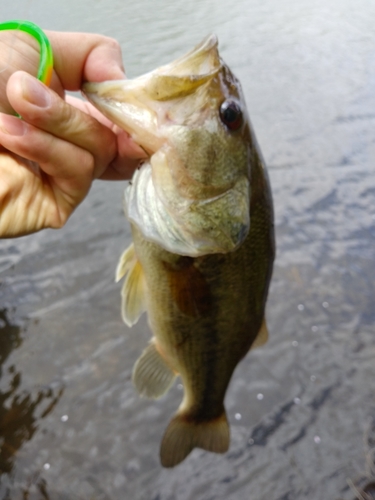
60,100,105,141
89,34,122,57
102,36,122,53
79,149,96,177
30,96,117,175
59,101,79,132
15,130,53,163
59,102,97,144
48,213,68,230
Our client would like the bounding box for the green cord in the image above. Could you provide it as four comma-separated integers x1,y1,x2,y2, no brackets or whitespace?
0,20,53,86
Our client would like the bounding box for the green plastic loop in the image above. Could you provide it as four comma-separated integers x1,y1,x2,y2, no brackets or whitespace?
0,20,53,86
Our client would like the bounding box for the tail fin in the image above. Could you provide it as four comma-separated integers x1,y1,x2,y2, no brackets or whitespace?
160,411,230,468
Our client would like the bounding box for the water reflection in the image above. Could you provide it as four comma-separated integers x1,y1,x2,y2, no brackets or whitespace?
0,309,63,476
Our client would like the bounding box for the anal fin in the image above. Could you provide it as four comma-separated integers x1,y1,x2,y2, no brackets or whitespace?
132,341,176,399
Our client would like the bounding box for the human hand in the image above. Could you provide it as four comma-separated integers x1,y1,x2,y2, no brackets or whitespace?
0,29,146,237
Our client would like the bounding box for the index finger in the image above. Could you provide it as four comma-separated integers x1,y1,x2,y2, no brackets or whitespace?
46,31,126,90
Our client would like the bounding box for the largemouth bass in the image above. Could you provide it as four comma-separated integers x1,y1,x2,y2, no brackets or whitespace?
83,35,275,468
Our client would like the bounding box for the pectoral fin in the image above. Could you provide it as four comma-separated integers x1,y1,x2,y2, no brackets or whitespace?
251,317,269,350
116,243,146,327
115,243,136,282
132,341,176,399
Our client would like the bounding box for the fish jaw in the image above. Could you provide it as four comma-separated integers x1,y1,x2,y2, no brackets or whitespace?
83,35,252,256
82,78,163,155
82,34,221,155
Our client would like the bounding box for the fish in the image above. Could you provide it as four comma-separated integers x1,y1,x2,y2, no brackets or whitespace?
82,34,275,468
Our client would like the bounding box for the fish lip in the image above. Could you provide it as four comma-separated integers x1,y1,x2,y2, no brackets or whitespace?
170,34,219,70
154,33,222,81
82,85,163,155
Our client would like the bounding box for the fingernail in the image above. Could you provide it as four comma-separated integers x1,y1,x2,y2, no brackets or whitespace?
22,74,51,108
0,114,26,136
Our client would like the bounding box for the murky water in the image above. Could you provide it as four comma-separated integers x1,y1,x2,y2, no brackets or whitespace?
1,0,375,498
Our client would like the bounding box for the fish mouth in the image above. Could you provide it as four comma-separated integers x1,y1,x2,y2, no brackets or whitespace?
82,34,221,154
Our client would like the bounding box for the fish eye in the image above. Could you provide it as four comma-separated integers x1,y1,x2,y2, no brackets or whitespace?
219,100,243,131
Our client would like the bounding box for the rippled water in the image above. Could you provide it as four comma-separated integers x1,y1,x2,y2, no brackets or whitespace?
1,0,375,498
